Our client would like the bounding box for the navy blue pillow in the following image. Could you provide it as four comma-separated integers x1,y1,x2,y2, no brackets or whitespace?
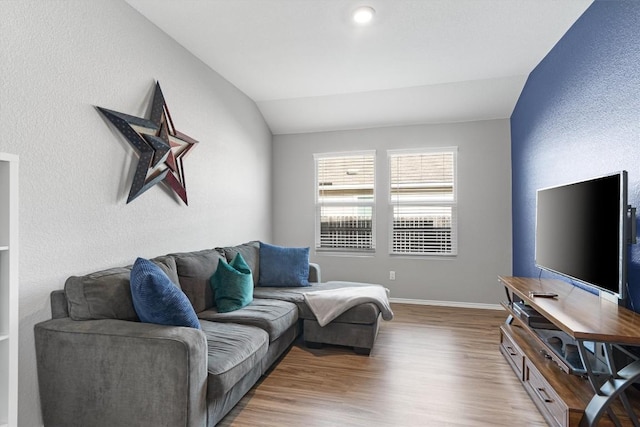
210,253,254,313
130,258,201,329
258,242,310,287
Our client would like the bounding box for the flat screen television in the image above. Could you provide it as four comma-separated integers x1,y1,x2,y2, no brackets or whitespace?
535,171,630,301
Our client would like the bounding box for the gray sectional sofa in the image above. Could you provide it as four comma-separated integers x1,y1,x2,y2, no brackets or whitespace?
34,241,384,427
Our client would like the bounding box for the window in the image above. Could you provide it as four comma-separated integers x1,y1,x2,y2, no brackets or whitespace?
314,151,375,252
388,148,457,256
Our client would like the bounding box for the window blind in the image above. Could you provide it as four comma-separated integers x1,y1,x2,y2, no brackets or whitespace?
315,152,375,252
389,149,457,255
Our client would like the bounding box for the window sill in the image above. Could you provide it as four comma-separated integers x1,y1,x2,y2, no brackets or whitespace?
389,253,457,260
315,250,376,258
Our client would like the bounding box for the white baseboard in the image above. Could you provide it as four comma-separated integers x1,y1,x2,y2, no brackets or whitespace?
389,297,502,311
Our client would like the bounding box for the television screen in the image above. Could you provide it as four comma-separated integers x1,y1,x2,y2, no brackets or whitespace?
535,171,627,299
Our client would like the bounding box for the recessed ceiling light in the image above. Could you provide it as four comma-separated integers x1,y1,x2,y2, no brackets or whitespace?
353,6,375,25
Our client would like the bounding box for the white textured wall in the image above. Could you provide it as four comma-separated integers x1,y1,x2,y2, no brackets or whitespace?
1,1,272,425
273,120,512,304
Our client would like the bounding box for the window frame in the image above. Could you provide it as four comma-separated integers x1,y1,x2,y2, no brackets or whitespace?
314,150,376,254
387,147,458,257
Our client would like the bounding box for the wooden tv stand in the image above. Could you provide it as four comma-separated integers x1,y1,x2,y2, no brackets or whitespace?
499,276,640,427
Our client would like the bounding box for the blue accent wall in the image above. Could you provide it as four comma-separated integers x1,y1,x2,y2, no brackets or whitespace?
511,0,640,310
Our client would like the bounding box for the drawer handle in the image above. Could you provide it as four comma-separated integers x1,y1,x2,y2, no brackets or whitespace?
535,387,554,403
506,346,517,356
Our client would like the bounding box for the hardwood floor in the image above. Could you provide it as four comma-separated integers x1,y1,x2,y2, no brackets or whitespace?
219,303,547,426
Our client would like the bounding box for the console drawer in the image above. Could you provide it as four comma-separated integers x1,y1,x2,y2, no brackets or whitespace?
500,326,524,379
525,360,567,427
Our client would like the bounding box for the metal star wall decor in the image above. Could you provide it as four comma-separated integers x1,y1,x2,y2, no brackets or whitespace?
97,82,198,205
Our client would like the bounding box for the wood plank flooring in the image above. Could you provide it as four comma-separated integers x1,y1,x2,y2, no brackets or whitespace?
219,303,547,426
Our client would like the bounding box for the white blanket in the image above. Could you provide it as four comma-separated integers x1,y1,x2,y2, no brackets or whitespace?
303,285,394,327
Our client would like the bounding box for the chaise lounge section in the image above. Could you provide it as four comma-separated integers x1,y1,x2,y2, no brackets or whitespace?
252,282,383,355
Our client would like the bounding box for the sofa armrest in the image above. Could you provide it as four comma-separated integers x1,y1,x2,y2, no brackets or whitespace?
50,289,69,319
35,318,207,427
308,263,321,283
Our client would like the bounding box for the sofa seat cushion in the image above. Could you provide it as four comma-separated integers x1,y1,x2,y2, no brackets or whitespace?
253,282,381,325
198,299,298,342
300,302,380,325
201,320,268,398
251,286,307,304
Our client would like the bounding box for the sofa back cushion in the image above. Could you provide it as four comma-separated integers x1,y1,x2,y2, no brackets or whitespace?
170,249,225,313
216,241,260,286
65,255,179,321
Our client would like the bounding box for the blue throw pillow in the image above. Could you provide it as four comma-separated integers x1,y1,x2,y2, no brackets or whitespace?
210,253,254,313
130,258,200,329
258,242,310,287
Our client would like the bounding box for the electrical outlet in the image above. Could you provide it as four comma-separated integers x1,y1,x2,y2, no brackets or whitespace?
389,271,395,280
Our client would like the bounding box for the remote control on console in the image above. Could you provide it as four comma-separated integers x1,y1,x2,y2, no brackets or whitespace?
528,291,558,298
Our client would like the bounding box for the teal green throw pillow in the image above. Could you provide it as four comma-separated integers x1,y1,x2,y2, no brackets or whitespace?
210,253,254,313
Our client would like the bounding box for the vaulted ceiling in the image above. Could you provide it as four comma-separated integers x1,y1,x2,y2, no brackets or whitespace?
125,0,593,134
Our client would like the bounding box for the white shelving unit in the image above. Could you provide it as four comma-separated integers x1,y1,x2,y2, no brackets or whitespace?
0,154,18,427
